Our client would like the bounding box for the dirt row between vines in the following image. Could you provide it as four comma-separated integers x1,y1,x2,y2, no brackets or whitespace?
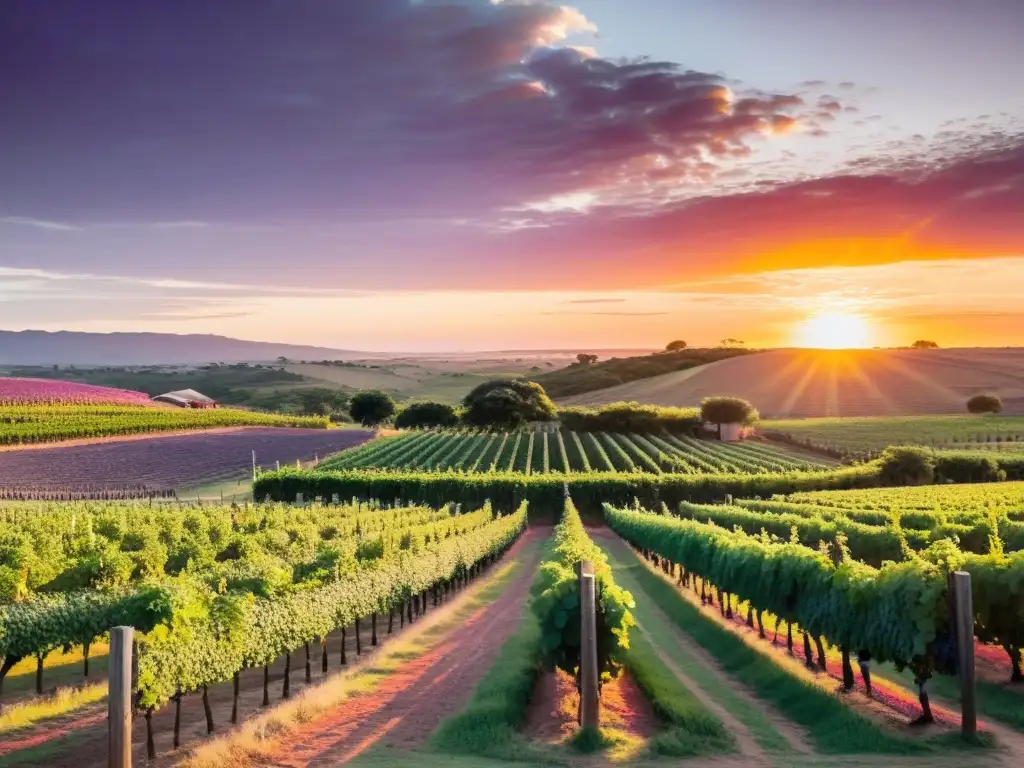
2,529,544,768
260,528,547,767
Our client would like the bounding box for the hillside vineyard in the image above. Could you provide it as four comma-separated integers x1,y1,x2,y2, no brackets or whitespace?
321,429,827,475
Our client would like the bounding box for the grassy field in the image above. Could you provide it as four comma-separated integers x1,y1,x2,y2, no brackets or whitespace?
762,413,1024,456
288,354,578,404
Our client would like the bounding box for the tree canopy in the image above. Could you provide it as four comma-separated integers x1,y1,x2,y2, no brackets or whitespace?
879,446,935,486
295,388,349,417
912,340,939,349
394,401,459,429
576,353,598,366
967,393,1003,414
699,396,759,426
462,379,557,429
665,340,687,352
348,390,396,426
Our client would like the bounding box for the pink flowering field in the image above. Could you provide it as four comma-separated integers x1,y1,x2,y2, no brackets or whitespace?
0,377,153,406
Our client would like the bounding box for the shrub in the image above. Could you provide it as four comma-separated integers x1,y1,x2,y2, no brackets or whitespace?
462,379,556,429
394,401,459,429
878,446,935,486
700,397,759,427
347,390,396,426
967,394,1003,414
254,463,881,518
934,453,1007,484
558,402,701,434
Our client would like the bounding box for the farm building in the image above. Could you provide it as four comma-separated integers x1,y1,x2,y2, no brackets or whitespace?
152,388,218,408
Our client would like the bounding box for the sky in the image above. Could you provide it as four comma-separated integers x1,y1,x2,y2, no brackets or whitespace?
1,0,1022,351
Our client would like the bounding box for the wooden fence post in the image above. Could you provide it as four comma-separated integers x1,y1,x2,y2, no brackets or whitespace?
578,560,599,731
109,626,133,768
953,571,977,735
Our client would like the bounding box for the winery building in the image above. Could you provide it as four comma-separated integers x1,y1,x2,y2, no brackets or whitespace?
152,389,218,408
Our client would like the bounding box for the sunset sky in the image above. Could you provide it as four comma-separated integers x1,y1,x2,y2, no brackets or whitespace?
2,0,1022,351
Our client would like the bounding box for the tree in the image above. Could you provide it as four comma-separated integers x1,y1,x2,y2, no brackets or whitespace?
665,340,687,352
295,388,348,418
967,393,1003,414
912,340,939,349
462,379,557,429
700,397,759,431
576,353,598,366
720,338,746,348
348,390,396,427
879,446,935,486
394,401,459,429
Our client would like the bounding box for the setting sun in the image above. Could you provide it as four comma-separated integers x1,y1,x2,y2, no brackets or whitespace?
796,312,873,349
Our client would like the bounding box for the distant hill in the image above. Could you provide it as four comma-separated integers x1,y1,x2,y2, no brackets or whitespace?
530,347,756,399
0,330,359,366
561,348,1024,417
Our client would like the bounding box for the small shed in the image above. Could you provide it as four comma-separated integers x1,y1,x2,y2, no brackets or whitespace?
719,423,745,442
153,389,218,409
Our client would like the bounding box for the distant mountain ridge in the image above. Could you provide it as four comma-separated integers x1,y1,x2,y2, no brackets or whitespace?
0,330,360,366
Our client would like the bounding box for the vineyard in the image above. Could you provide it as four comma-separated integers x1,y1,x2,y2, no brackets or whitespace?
0,404,330,447
762,414,1024,458
3,487,1022,766
320,428,828,475
603,500,1023,727
0,497,528,757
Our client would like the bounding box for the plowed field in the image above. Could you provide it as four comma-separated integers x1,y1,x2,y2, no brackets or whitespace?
561,348,1024,418
0,427,372,493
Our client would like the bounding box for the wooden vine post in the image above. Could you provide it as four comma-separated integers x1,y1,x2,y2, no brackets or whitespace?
578,560,599,731
108,626,133,768
953,571,977,735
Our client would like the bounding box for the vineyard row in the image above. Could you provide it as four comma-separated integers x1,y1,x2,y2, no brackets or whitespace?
323,429,827,476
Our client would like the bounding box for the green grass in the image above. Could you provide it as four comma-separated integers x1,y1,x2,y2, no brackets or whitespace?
2,644,109,697
0,684,106,734
625,630,735,757
600,543,792,754
601,537,940,755
431,538,557,764
763,414,1024,456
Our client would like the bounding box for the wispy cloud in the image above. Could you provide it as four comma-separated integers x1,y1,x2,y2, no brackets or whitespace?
541,311,669,316
1,216,78,231
563,298,626,304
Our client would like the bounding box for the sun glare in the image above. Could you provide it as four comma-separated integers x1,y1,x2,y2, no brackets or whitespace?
796,312,873,349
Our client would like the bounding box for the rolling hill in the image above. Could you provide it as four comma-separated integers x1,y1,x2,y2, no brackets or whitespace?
0,330,359,365
560,348,1024,417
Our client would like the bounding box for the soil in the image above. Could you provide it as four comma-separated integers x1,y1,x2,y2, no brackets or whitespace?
258,528,546,766
524,668,658,745
3,529,540,768
0,427,373,493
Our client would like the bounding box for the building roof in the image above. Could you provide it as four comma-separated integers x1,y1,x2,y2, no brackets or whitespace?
153,388,216,404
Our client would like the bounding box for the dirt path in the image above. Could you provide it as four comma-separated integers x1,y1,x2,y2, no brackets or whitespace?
525,668,658,746
261,529,547,767
594,529,814,758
